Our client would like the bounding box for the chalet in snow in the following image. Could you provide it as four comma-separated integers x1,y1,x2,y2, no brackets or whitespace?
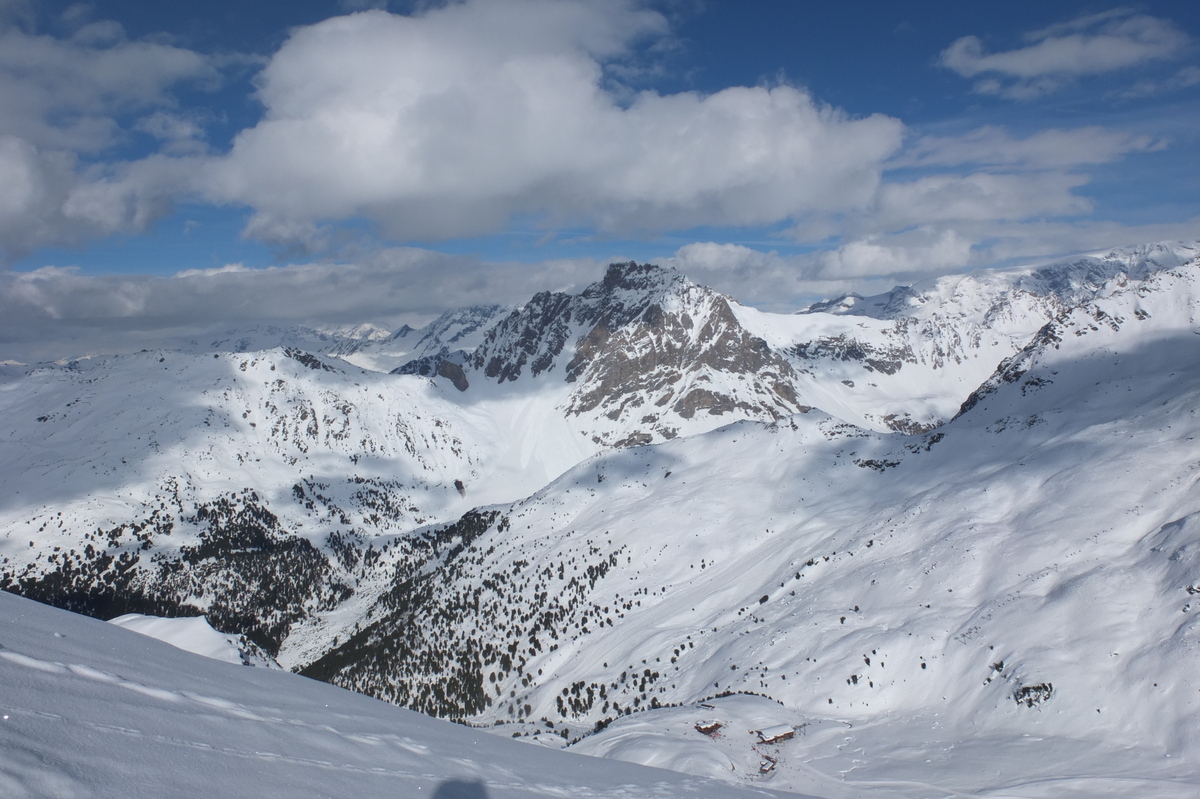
754,724,795,745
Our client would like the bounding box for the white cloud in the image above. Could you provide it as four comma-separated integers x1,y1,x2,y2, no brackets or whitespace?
811,216,1200,282
941,10,1190,99
817,228,976,280
667,213,1200,297
0,0,1190,308
0,0,32,29
789,116,1184,282
784,166,1104,261
173,263,251,279
793,167,1174,281
960,216,1200,265
898,126,1163,169
133,111,211,155
201,0,903,243
0,248,605,361
7,216,1200,363
0,16,218,261
0,23,216,152
667,242,810,304
874,172,1093,229
1115,65,1200,100
665,242,860,310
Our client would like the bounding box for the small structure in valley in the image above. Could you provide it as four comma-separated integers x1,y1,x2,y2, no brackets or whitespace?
694,720,723,736
754,724,795,745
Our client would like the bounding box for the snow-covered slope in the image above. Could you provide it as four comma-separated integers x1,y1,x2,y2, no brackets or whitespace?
109,612,280,668
50,305,513,375
0,590,805,799
297,253,1200,795
342,304,513,372
3,242,1200,797
0,343,613,660
735,240,1199,432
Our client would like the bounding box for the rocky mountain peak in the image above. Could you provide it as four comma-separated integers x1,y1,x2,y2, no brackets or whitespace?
450,262,807,445
464,263,693,386
595,260,683,294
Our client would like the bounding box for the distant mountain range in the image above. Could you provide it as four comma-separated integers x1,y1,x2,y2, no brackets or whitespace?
2,240,1199,796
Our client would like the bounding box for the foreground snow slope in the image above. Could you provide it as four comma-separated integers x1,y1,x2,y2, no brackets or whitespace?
0,591,806,799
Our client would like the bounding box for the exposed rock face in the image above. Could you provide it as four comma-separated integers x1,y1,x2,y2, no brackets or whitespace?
789,333,914,377
393,353,470,391
471,292,577,382
436,360,470,392
562,276,803,430
453,262,809,445
389,305,513,380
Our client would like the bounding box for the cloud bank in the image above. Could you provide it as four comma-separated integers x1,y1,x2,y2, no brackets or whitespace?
200,0,903,244
0,249,605,362
0,0,1194,344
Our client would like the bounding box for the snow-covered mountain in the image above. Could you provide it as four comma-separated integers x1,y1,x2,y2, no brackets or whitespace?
343,303,513,373
3,241,1200,797
29,305,514,375
743,240,1200,433
442,261,808,447
299,248,1200,793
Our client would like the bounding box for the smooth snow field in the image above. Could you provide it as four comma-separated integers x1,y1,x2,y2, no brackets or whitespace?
0,591,805,799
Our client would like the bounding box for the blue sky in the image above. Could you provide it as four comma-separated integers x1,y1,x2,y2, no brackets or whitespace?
1,0,1198,355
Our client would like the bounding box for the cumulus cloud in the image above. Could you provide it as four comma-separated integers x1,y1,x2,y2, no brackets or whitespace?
0,21,216,152
0,14,218,261
133,111,213,155
666,242,812,305
817,228,977,279
201,0,903,243
675,230,978,287
819,215,1200,281
0,0,1192,322
785,166,1105,261
665,233,999,304
941,9,1190,99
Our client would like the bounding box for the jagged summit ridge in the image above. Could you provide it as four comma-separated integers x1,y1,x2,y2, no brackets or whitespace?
390,244,1200,441
456,262,806,445
467,262,688,383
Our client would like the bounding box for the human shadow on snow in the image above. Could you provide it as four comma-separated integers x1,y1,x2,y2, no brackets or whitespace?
433,779,489,799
